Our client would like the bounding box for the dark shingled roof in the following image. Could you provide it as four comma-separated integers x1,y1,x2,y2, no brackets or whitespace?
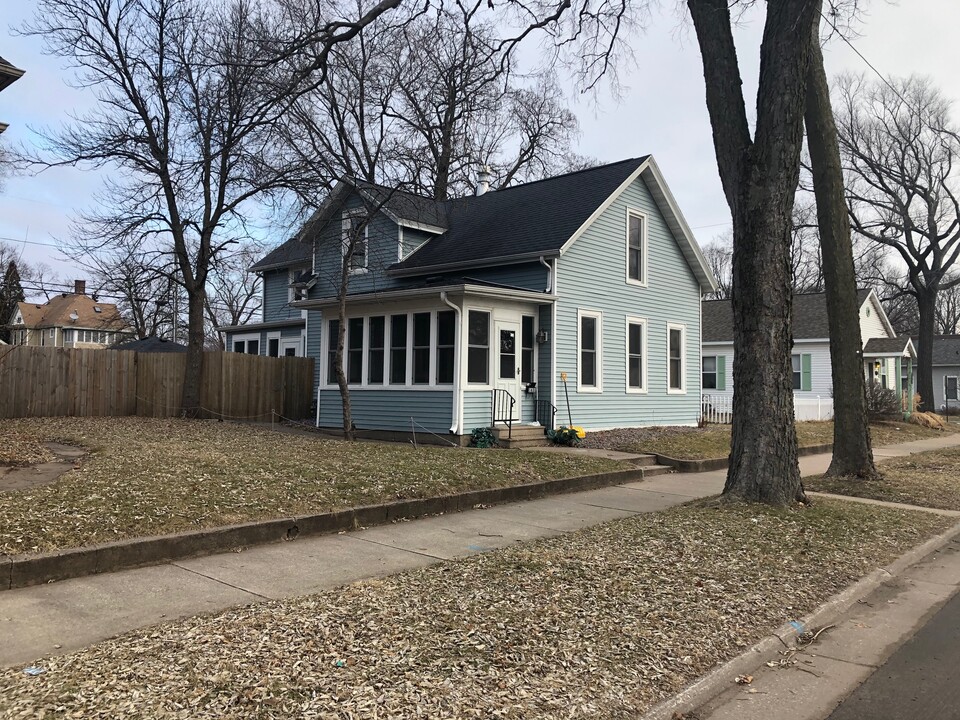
111,336,187,353
911,335,960,366
392,158,649,271
249,237,312,272
863,337,911,354
702,289,873,343
354,181,448,229
0,56,24,93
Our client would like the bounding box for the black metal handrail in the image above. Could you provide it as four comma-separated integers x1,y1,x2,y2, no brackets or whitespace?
492,388,516,440
535,397,557,430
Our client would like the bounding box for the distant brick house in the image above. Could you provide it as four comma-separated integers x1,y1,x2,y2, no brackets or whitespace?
6,280,132,348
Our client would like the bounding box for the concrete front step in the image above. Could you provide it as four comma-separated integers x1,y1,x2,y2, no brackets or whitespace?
499,438,551,449
493,425,546,441
640,464,674,478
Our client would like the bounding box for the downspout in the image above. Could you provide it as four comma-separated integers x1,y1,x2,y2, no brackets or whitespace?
440,291,462,435
538,255,553,293
550,258,558,427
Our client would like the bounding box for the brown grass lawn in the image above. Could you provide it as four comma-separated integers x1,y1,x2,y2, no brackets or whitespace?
807,447,960,511
582,421,955,460
0,417,620,555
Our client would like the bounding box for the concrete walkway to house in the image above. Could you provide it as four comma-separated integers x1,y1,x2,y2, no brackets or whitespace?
3,432,960,668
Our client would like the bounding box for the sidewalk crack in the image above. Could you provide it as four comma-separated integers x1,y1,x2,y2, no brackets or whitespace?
171,563,272,600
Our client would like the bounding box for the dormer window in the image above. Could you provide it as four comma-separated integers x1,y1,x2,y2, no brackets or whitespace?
626,209,647,286
342,211,369,273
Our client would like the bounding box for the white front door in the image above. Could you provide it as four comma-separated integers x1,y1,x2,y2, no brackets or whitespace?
495,320,522,421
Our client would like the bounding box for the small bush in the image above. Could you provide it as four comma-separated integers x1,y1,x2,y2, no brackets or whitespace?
548,426,585,446
866,381,900,419
470,427,497,448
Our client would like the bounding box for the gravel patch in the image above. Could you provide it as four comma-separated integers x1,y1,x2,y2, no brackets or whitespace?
0,417,619,556
0,500,950,719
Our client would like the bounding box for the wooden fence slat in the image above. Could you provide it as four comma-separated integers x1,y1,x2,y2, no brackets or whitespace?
0,346,314,421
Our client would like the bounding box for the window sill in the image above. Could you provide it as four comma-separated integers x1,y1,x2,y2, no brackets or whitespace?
625,387,648,394
577,387,603,394
625,278,648,288
666,388,687,395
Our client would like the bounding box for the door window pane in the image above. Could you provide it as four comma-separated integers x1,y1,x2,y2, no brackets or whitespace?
499,328,516,380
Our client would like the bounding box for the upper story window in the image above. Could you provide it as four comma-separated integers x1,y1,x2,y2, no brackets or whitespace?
626,209,647,286
342,212,369,273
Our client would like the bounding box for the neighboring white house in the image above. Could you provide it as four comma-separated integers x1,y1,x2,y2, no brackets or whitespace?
701,289,915,421
910,335,960,413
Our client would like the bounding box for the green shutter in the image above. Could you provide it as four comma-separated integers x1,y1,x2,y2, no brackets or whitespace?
801,353,812,392
895,357,902,395
716,355,726,391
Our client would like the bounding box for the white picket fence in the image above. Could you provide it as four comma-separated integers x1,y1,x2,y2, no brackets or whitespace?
701,393,733,424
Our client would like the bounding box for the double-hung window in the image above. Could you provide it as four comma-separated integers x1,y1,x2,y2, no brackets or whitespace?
342,212,368,273
793,353,812,391
578,310,602,391
626,318,646,392
702,356,717,390
667,324,685,392
467,310,490,384
626,210,646,285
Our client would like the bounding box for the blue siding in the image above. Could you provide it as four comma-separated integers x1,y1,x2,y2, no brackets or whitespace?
537,304,553,425
318,389,452,434
262,269,300,321
448,262,548,292
306,310,323,395
555,176,702,429
312,193,409,298
462,390,492,430
401,228,434,258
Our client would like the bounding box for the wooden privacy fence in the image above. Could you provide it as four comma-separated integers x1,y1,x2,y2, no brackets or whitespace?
0,346,314,421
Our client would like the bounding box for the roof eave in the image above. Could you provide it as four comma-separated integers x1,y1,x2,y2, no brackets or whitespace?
249,258,312,274
388,250,561,278
293,284,556,309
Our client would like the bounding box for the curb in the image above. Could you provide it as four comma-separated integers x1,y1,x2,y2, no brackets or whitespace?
638,518,960,720
655,443,834,473
1,467,644,592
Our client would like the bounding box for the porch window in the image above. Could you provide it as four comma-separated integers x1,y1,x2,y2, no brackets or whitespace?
467,310,489,384
412,312,431,384
233,335,260,355
368,316,385,384
63,329,73,343
268,337,280,357
327,319,340,382
627,319,646,391
702,356,717,390
389,314,407,384
667,324,685,392
436,311,455,384
347,318,364,384
521,316,534,384
578,310,602,391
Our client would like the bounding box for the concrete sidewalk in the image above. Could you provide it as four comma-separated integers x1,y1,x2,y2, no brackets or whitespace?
3,432,960,668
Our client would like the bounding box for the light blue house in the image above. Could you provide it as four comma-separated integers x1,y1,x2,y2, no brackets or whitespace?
221,157,717,441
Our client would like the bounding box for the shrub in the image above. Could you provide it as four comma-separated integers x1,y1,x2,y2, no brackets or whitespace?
548,426,585,446
470,427,497,448
865,381,900,419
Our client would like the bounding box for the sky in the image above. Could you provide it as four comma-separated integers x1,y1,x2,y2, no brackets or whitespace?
1,0,957,299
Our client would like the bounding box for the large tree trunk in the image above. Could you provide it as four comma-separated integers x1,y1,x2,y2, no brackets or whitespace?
336,290,354,440
916,288,937,411
804,38,878,479
181,286,206,417
689,0,820,505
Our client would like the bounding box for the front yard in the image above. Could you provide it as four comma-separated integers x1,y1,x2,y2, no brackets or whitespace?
807,447,960,511
0,417,619,555
1,499,950,718
582,421,954,460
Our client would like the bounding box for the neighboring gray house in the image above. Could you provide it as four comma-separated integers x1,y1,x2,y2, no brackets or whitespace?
702,289,915,421
910,335,960,412
222,157,717,440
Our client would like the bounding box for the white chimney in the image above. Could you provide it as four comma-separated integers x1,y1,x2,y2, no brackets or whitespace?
476,165,493,196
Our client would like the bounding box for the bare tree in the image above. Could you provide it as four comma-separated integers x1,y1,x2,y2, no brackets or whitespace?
835,74,960,410
20,0,317,414
204,244,264,348
701,233,733,300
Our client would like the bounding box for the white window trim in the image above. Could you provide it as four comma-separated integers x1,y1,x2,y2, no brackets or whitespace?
792,353,803,391
521,313,537,386
342,210,370,275
577,309,603,393
232,332,260,355
466,306,494,389
945,375,959,402
278,337,302,357
266,330,282,357
624,207,649,288
320,308,455,391
666,322,686,394
625,316,648,394
287,269,296,303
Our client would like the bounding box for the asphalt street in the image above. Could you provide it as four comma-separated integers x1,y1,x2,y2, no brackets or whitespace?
827,586,960,720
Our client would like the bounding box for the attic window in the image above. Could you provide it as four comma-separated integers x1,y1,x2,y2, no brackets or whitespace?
866,307,871,317
94,306,102,313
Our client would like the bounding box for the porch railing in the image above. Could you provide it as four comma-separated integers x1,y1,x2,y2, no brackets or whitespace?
701,393,733,425
492,389,516,440
535,397,557,430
